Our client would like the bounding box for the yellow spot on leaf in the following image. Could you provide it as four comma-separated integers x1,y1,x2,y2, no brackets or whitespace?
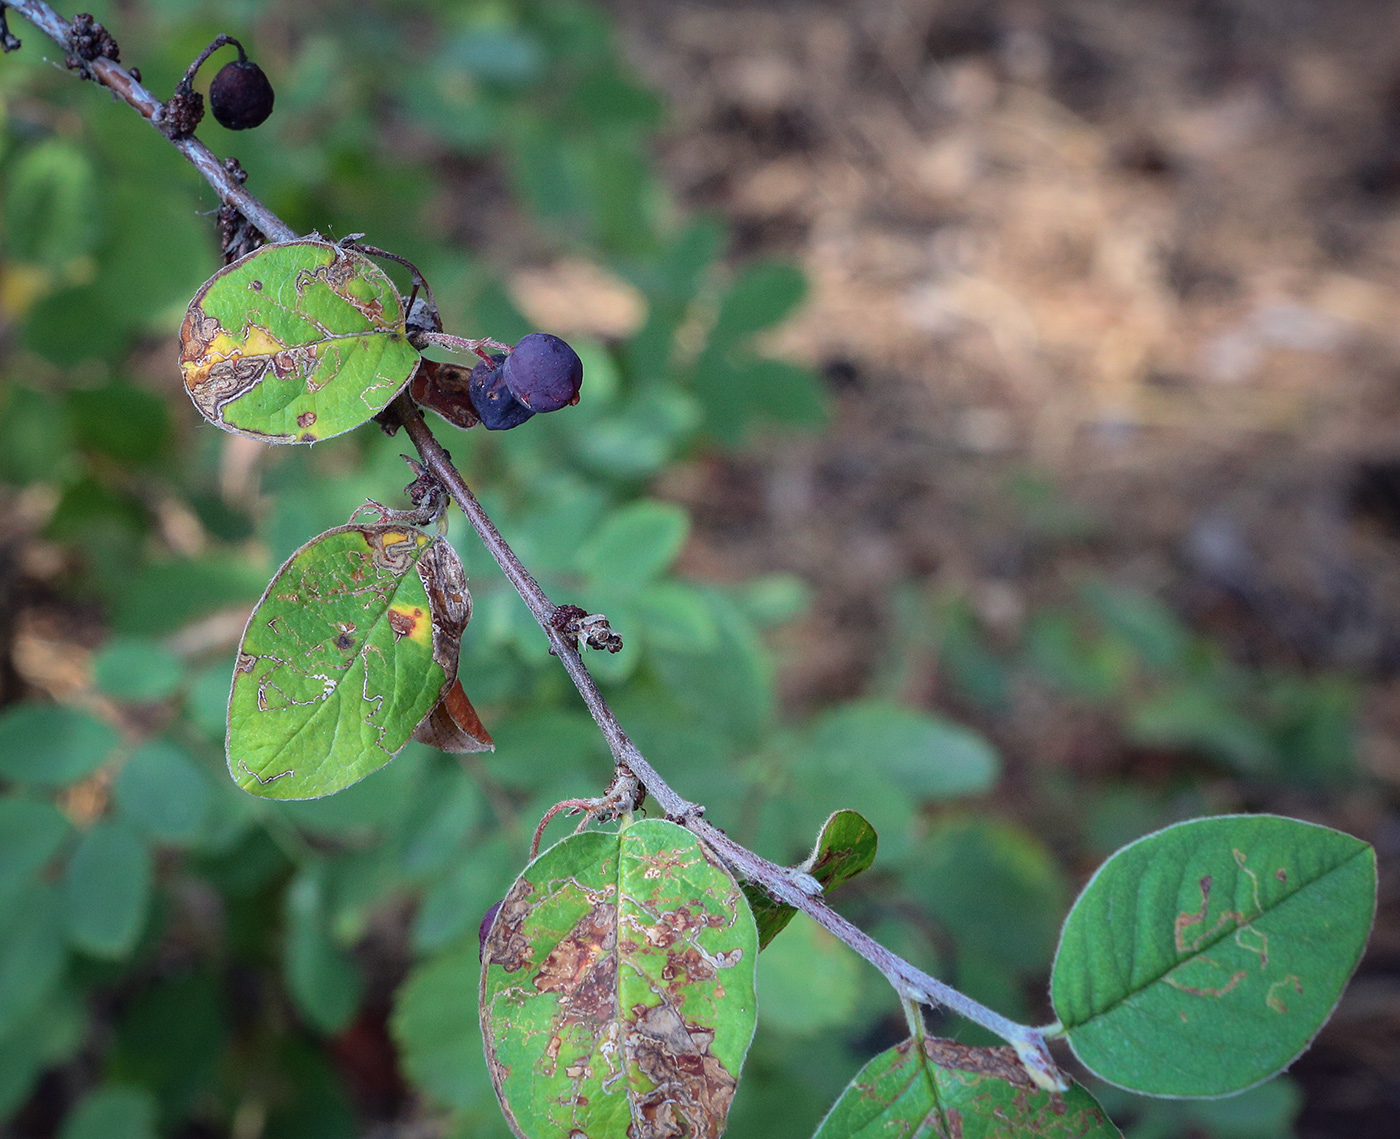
388,603,431,645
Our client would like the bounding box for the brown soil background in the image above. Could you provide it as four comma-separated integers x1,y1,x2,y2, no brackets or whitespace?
598,1,1400,1134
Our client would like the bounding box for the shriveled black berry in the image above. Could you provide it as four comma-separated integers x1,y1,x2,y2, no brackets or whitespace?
502,333,583,413
209,59,274,130
468,355,534,431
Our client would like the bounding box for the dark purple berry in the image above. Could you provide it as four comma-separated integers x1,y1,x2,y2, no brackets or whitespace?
209,59,275,130
502,333,583,413
468,354,534,431
479,900,503,960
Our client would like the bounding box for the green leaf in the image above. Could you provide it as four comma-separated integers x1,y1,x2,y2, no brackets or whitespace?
284,862,363,1034
709,260,807,346
185,664,234,740
756,914,860,1034
1093,1074,1303,1139
399,772,483,877
481,820,757,1139
1130,685,1277,775
652,589,774,746
631,581,718,652
58,1085,159,1139
393,947,500,1114
907,816,1067,975
443,26,545,86
1052,815,1376,1097
66,383,172,469
0,704,119,788
0,797,72,907
2,138,100,268
93,637,185,703
276,742,429,837
113,740,213,846
63,820,152,959
0,993,86,1119
691,355,827,444
812,1037,1120,1139
111,555,267,637
107,971,226,1117
0,883,66,1037
0,384,75,484
412,834,516,953
575,500,689,590
807,701,1000,800
178,240,421,443
227,524,460,799
745,809,878,949
1080,582,1190,672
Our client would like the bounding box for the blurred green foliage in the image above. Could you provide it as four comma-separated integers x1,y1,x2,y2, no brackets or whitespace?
0,1,1353,1137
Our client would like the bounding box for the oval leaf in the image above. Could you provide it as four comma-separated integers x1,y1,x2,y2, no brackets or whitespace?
0,798,72,907
392,946,498,1114
808,701,1000,800
92,637,184,703
284,862,363,1033
1051,814,1376,1097
756,914,860,1034
227,524,462,799
62,820,152,959
179,240,421,443
744,808,878,949
0,883,66,1037
58,1085,158,1139
480,819,758,1139
0,705,119,788
113,740,213,845
813,1036,1120,1139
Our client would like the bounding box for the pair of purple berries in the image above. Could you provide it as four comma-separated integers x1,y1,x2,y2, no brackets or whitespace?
469,333,584,431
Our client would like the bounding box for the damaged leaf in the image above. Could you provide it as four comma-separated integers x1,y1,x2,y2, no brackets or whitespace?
813,1036,1120,1139
1051,814,1376,1097
227,521,477,799
179,239,421,443
744,808,877,950
480,819,757,1139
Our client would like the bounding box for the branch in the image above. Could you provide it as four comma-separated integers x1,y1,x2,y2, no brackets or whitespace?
2,0,1066,1091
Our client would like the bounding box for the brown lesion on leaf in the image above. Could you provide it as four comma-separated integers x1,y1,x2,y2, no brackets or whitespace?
1266,974,1303,1013
1164,963,1249,998
533,903,619,1027
418,539,471,673
1174,873,1259,956
360,526,421,574
637,846,705,882
237,759,293,786
918,1039,1037,1089
387,606,424,641
179,311,222,361
625,1001,737,1139
191,354,272,422
483,879,537,974
659,945,717,989
809,844,858,878
914,1039,1090,1133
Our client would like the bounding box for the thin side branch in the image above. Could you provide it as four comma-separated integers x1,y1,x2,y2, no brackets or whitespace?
2,0,1066,1091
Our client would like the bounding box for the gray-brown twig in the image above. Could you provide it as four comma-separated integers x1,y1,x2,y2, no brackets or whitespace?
0,0,1066,1090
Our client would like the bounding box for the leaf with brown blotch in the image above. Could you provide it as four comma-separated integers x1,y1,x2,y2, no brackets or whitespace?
480,820,758,1139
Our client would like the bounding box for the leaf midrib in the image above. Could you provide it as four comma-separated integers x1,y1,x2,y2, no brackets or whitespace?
1062,843,1371,1029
